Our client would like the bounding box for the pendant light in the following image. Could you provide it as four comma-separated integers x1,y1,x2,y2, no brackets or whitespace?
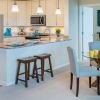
37,0,43,14
55,0,61,15
11,0,19,13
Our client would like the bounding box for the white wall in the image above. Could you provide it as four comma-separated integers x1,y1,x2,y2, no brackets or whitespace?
79,6,94,60
80,0,100,5
93,6,100,41
68,0,79,58
64,0,69,35
82,7,93,57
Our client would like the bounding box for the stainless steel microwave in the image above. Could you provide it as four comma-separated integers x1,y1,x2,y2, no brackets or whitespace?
30,15,46,26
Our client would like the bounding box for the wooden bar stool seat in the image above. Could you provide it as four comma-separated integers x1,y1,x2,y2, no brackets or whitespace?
15,56,39,88
34,53,54,81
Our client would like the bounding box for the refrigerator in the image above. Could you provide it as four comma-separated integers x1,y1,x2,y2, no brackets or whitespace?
0,15,3,42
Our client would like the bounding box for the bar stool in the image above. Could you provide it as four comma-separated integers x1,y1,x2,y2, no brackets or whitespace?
34,53,54,81
15,56,39,88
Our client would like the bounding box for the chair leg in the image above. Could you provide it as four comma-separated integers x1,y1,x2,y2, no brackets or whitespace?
15,61,21,84
97,76,100,95
76,78,79,97
70,73,73,90
89,77,91,88
89,64,92,88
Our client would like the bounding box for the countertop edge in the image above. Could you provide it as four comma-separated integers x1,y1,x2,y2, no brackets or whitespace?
0,38,72,49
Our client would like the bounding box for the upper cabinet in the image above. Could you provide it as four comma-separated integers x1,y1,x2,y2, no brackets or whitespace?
17,1,27,26
0,0,64,27
32,0,38,15
46,0,64,26
56,0,64,26
26,0,32,26
0,0,8,26
8,0,17,26
46,0,56,26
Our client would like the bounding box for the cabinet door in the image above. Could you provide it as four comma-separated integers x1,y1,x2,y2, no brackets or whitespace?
56,0,64,26
46,0,56,26
2,0,8,26
41,0,46,14
8,0,17,26
26,0,32,26
0,0,3,14
32,0,38,15
17,1,27,26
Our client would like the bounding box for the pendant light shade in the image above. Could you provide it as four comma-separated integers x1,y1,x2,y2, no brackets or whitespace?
55,0,61,15
37,6,43,14
37,0,43,14
55,8,61,15
11,0,19,12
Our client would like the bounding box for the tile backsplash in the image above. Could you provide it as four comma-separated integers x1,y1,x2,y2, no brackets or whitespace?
4,26,64,36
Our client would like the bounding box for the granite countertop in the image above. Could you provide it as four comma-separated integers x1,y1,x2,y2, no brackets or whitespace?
0,36,71,49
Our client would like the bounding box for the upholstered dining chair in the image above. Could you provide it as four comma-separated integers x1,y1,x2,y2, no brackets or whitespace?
67,47,100,97
89,42,100,88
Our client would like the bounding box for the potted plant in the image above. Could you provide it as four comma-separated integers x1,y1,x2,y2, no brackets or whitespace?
56,28,61,37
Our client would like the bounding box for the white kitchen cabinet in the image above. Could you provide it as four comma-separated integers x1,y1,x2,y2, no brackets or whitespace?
2,0,8,26
46,0,64,26
0,0,64,27
32,0,39,15
40,0,46,14
8,0,17,26
0,0,17,26
17,1,27,26
26,0,32,26
56,0,64,26
46,0,56,26
0,0,3,14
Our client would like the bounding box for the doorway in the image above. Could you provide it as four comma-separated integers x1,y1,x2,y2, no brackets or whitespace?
79,6,93,60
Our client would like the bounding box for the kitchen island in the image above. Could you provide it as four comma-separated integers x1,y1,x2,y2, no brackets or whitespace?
0,36,71,86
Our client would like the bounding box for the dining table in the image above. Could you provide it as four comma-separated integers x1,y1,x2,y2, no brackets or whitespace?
84,50,100,87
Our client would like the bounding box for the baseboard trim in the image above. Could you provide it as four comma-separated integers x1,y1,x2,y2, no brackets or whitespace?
53,63,69,70
0,63,70,86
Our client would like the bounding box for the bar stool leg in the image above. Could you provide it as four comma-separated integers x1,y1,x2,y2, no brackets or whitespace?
15,61,21,84
48,56,53,77
41,59,44,81
27,62,30,80
32,64,35,79
34,60,39,83
25,63,28,88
